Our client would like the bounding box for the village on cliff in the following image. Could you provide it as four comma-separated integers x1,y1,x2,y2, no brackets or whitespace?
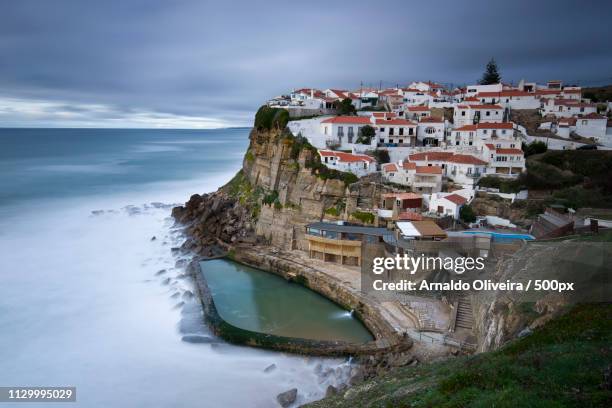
264,64,612,257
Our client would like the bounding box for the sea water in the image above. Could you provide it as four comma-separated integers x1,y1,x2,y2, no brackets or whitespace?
0,128,353,407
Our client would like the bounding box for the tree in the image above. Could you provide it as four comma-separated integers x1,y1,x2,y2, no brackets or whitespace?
334,98,356,115
479,58,501,85
459,204,477,223
522,141,547,157
373,149,390,164
356,125,376,144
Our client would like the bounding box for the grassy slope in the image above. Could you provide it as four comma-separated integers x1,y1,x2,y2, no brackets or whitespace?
305,304,612,408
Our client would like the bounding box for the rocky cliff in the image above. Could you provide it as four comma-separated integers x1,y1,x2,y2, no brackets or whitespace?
172,125,392,254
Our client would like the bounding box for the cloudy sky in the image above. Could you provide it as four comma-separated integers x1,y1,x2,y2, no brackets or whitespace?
1,0,611,128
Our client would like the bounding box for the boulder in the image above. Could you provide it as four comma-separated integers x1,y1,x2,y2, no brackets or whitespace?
263,363,276,373
276,388,297,407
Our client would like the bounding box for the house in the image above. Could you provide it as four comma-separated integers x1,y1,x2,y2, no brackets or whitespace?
375,118,417,147
476,90,540,110
405,105,431,120
453,104,505,127
320,116,373,148
382,161,443,193
305,222,391,266
416,117,446,146
409,151,488,187
575,113,607,140
451,122,517,147
324,89,349,100
428,192,468,219
541,98,597,118
318,150,376,177
465,83,503,97
482,144,525,177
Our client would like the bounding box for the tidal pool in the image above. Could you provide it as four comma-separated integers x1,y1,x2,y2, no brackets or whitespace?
200,259,374,343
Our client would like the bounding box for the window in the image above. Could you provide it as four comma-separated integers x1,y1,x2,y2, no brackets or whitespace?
461,111,466,116
501,130,506,135
389,127,394,136
399,139,403,144
347,127,354,143
324,126,328,135
510,144,515,148
425,127,436,134
380,127,385,132
399,127,404,136
582,120,587,125
338,126,344,137
409,128,414,135
483,129,487,134
486,111,490,116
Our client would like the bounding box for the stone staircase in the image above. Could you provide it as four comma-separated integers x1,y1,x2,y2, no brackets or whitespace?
455,296,474,330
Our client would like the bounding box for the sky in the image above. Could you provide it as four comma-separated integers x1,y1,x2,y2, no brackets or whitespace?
1,0,611,128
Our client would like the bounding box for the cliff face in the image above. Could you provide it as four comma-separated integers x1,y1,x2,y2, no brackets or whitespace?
172,126,390,253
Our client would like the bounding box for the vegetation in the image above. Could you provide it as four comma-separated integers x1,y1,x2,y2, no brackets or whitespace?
351,211,375,224
356,125,376,144
478,176,525,193
254,105,289,130
244,150,255,163
222,170,263,219
372,149,390,164
459,204,476,223
478,58,501,85
324,200,346,217
358,105,387,112
334,98,356,115
306,303,612,408
583,85,612,103
523,140,547,157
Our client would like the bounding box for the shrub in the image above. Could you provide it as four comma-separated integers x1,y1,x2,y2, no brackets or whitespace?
372,149,390,164
460,204,477,223
334,98,356,115
522,141,547,157
254,106,289,130
244,150,255,163
262,190,279,205
351,211,375,224
324,207,341,217
356,125,375,144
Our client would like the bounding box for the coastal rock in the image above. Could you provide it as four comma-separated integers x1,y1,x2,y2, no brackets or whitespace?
325,385,337,397
263,363,276,373
276,388,297,407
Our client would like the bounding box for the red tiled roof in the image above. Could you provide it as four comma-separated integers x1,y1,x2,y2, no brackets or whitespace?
319,150,336,157
334,151,375,163
409,151,454,161
453,125,478,132
496,148,524,155
477,122,514,129
470,104,504,110
447,154,488,165
383,163,398,172
580,112,606,120
397,212,423,221
402,161,417,170
419,117,444,123
444,194,467,205
375,119,416,126
463,97,480,102
321,116,372,124
407,106,430,111
485,143,495,149
372,112,397,118
416,166,442,175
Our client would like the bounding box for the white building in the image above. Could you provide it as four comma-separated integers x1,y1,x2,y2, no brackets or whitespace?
382,161,443,193
541,99,597,118
428,192,468,219
575,113,607,140
482,144,526,177
408,151,489,187
465,83,503,97
320,116,373,149
450,122,517,148
318,150,376,177
375,118,417,147
476,91,540,110
416,117,446,146
405,105,431,120
453,104,505,127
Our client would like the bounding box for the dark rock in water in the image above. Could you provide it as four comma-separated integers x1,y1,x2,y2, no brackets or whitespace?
181,335,215,344
161,277,171,285
263,363,277,373
182,290,194,300
150,236,156,241
91,210,104,216
325,385,337,397
171,247,180,253
175,259,188,268
155,269,167,276
276,388,297,408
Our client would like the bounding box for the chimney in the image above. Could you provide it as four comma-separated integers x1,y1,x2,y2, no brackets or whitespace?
310,89,314,99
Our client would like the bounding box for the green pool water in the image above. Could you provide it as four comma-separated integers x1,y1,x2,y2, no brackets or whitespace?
200,259,374,343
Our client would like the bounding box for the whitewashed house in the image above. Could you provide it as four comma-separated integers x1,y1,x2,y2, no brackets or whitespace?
541,99,597,118
405,105,431,120
477,91,540,110
465,83,503,97
482,144,526,177
453,104,504,127
375,118,417,147
320,116,373,149
318,150,376,177
575,113,607,140
451,122,517,148
428,192,468,219
416,117,446,146
382,160,443,193
409,151,488,187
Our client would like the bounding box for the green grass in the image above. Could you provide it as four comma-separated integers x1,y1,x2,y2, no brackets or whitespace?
305,303,612,408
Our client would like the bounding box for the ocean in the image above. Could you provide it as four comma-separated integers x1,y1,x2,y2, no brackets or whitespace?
0,128,350,407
